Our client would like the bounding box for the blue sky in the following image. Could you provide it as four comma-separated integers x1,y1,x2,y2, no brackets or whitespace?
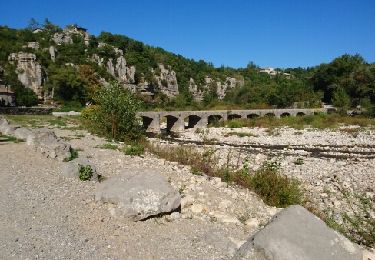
1,0,374,68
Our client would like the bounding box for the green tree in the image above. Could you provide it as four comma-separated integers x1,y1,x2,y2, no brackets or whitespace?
93,83,141,140
333,87,350,114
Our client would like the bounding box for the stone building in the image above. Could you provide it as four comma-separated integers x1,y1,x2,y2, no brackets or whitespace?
0,86,15,106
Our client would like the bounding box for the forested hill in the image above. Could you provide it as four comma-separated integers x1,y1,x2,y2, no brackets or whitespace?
0,20,374,113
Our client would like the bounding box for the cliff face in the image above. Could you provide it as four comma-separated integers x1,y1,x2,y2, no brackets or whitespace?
8,52,44,99
53,26,89,46
153,64,179,97
188,76,244,101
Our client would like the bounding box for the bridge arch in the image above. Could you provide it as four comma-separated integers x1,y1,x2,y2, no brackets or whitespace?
280,112,291,117
264,112,276,117
228,114,242,120
296,112,305,116
185,114,203,129
247,114,259,119
208,115,223,126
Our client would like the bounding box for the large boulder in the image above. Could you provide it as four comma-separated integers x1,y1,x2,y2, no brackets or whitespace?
233,205,362,260
61,157,98,181
30,128,71,161
14,127,34,141
95,170,181,221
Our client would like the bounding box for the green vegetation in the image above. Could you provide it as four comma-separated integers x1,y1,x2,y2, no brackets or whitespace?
5,115,70,128
146,143,302,207
0,134,21,143
98,143,118,150
123,143,145,156
245,161,302,207
81,83,141,140
225,131,257,138
212,114,375,130
64,147,79,162
79,165,93,181
1,22,375,112
294,157,304,165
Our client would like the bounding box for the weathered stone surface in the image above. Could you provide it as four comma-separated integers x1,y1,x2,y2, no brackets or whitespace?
95,170,181,221
30,128,71,161
61,157,98,181
8,52,44,98
14,127,34,141
233,205,362,260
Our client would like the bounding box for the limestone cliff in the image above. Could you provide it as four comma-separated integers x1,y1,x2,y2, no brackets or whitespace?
153,64,179,97
189,76,244,101
53,25,89,46
8,52,44,99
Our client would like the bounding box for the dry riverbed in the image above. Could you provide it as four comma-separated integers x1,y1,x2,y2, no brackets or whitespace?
1,119,374,258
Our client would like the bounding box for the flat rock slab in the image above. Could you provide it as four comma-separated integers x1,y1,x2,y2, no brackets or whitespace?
233,205,362,260
95,170,181,221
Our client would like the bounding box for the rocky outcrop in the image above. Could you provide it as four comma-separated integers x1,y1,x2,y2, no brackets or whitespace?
53,25,89,46
8,52,43,98
49,46,57,62
233,205,362,260
189,76,243,101
153,64,179,97
95,169,181,221
92,54,136,84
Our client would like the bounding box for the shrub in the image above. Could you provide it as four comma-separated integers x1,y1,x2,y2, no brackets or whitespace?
83,83,142,140
124,144,144,156
294,157,304,165
249,161,302,207
79,165,93,181
227,119,244,128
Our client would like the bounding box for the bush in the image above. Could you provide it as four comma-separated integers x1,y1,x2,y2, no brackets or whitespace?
79,165,93,181
82,83,142,140
124,143,144,156
248,161,302,207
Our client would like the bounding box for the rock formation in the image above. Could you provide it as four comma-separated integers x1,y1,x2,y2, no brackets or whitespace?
189,76,244,101
53,25,89,46
153,64,179,97
49,46,57,62
8,52,43,98
95,169,181,221
233,205,363,260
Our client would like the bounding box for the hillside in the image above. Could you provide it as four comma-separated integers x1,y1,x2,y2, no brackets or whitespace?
0,21,374,112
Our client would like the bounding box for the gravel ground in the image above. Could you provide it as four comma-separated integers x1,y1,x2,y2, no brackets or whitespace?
0,129,276,259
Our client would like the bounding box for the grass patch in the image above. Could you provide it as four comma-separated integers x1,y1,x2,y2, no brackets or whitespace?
226,132,258,138
98,143,119,150
0,134,22,143
124,143,145,156
5,115,70,128
210,113,375,130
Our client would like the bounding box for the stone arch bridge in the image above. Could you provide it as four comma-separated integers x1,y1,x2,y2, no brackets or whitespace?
137,108,327,133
